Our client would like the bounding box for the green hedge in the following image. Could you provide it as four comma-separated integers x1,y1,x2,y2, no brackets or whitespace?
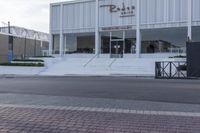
177,64,187,71
12,59,44,62
169,55,186,58
32,56,54,58
0,63,44,67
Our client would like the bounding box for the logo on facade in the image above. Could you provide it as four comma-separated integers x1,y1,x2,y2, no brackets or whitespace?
100,2,135,17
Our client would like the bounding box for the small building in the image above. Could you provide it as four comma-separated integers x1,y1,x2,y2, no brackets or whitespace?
0,26,49,63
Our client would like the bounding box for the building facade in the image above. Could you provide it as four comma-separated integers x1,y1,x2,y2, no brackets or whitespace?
50,0,200,58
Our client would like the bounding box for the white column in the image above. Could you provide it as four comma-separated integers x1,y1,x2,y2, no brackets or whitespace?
123,31,125,54
49,6,53,55
59,4,64,56
187,0,192,41
136,0,141,58
95,0,99,56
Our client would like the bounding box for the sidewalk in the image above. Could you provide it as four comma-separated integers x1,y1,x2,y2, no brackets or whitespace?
0,104,199,133
0,94,200,132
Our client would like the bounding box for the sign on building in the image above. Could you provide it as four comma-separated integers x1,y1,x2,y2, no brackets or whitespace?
100,2,136,17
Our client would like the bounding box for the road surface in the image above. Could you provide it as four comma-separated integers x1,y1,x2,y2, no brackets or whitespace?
0,76,200,104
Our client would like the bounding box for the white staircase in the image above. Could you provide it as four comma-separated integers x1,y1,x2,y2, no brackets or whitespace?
110,59,155,76
40,57,91,75
40,54,157,76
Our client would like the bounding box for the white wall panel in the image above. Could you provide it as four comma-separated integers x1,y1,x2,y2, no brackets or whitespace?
140,0,147,24
140,0,188,24
168,0,174,21
180,0,187,21
156,0,165,22
51,5,60,32
147,0,156,23
193,0,200,21
50,0,200,33
62,1,95,32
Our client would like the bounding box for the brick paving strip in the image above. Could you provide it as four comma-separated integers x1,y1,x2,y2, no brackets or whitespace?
0,104,200,133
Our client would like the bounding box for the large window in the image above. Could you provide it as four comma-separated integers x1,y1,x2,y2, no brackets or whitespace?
77,36,95,53
52,35,60,54
141,27,187,54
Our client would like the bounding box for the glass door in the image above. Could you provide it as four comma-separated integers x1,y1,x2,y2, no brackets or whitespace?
110,31,125,58
110,41,124,58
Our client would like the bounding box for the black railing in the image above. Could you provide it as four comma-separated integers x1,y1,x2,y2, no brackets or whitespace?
155,61,187,79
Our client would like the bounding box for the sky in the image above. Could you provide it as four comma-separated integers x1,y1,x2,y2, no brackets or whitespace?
0,0,74,33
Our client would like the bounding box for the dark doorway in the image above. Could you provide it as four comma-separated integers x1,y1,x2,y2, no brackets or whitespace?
147,44,155,53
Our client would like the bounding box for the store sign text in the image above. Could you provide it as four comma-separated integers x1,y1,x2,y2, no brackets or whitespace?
102,26,133,31
100,2,135,17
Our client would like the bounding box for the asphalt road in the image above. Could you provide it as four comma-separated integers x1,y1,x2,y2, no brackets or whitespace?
0,76,200,104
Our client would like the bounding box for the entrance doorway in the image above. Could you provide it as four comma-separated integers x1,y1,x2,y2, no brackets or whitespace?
111,41,124,58
110,31,125,58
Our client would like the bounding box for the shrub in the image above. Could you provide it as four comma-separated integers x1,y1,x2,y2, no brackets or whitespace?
32,56,54,58
177,64,187,71
169,55,186,58
12,59,44,62
0,63,44,67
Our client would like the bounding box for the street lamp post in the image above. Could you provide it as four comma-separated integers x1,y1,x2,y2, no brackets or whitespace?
24,36,27,59
34,37,37,57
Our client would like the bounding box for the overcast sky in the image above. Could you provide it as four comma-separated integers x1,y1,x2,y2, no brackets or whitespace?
0,0,74,33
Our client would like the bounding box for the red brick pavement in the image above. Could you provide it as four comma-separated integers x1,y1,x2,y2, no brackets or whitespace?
0,106,199,133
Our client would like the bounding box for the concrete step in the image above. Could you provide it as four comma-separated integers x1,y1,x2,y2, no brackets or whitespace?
41,57,157,76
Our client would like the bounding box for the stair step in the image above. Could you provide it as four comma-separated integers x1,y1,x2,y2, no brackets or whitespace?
40,57,156,76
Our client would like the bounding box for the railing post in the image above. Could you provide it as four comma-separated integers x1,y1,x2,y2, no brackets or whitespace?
155,62,162,79
169,62,172,78
178,62,180,78
155,62,157,78
155,61,187,79
162,62,164,77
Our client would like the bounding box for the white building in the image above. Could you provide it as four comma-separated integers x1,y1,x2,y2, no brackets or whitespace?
49,0,200,58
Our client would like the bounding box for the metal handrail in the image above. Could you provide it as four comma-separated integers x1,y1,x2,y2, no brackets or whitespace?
83,54,98,68
168,48,186,54
155,61,187,79
109,58,117,68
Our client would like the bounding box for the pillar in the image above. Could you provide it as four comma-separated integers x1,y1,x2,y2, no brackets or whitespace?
95,0,99,55
187,0,192,41
136,0,141,58
49,6,53,55
59,3,64,56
